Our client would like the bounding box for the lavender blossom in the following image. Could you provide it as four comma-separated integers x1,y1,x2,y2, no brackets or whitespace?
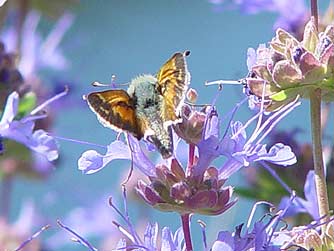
0,90,67,162
78,90,298,216
1,10,73,77
196,98,299,181
108,193,185,251
278,170,319,220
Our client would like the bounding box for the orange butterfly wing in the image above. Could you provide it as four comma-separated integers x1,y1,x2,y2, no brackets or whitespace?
156,51,190,125
86,90,144,139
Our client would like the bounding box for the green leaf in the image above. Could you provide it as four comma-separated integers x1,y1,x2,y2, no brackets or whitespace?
17,92,37,117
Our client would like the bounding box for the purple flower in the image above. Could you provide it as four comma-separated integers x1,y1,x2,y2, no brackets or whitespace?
196,98,299,181
210,195,330,251
210,201,283,251
78,136,155,176
78,96,297,215
1,10,73,77
0,91,66,161
245,19,334,111
278,170,319,220
113,222,184,251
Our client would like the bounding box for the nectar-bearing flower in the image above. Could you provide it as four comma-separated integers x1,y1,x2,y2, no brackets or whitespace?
78,94,298,216
0,90,66,163
136,158,236,215
245,18,334,111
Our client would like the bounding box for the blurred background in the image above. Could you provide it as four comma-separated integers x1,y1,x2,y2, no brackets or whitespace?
1,0,333,250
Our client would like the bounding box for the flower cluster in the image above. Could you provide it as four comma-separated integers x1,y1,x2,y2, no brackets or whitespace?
245,18,334,111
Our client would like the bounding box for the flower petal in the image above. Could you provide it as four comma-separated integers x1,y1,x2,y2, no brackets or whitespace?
78,140,130,174
272,60,302,87
259,143,296,166
0,91,19,125
31,129,58,161
212,231,234,251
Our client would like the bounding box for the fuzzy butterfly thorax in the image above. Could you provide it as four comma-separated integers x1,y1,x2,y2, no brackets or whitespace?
127,74,173,158
86,52,190,159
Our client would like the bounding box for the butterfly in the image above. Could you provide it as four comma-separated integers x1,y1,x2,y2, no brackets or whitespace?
86,51,190,158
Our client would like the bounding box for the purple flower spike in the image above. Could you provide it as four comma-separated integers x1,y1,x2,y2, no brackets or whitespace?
0,92,62,161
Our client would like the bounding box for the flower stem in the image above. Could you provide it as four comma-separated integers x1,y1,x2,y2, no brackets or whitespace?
188,144,195,167
310,0,318,31
310,89,330,233
181,213,193,251
186,144,196,177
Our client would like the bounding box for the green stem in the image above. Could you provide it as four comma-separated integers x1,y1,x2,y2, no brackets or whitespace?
310,89,330,233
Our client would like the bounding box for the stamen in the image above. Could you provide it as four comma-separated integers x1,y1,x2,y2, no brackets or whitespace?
57,220,97,251
112,221,136,243
253,80,267,139
231,111,262,141
221,97,248,140
30,86,69,115
245,95,300,145
246,201,274,230
49,134,107,149
108,194,141,244
260,161,293,194
14,225,50,251
255,98,301,145
197,220,208,250
20,113,47,123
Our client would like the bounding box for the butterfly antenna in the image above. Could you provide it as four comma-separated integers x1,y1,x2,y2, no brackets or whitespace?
92,74,130,88
91,81,130,87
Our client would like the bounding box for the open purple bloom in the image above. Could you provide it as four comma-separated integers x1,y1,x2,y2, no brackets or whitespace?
0,91,66,161
210,195,323,251
196,98,299,180
78,135,155,176
278,170,319,220
211,205,284,251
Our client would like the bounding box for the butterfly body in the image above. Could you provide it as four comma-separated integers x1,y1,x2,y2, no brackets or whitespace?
86,52,190,159
128,74,173,158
